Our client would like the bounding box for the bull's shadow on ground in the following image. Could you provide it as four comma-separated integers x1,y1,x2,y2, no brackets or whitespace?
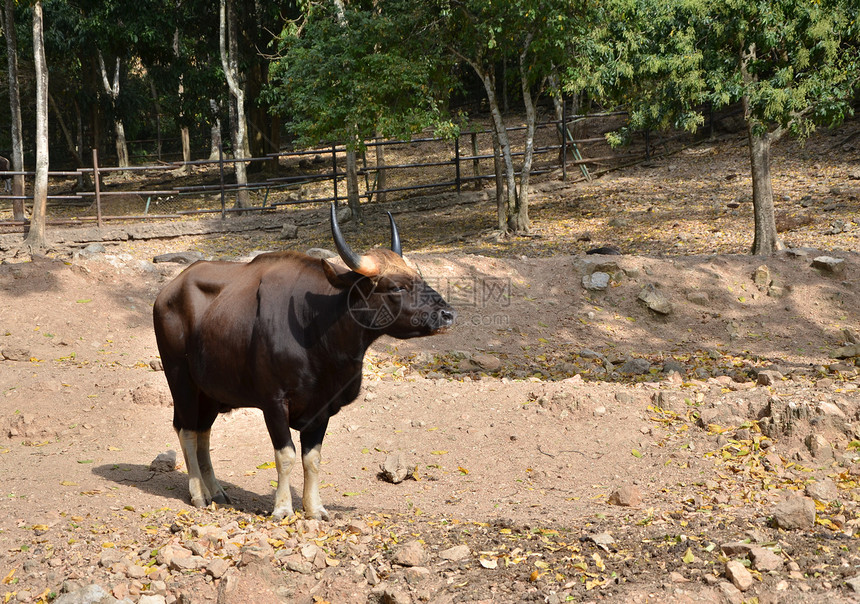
92,463,355,517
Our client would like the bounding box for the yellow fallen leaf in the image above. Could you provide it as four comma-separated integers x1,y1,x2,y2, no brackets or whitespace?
256,461,276,469
592,552,605,571
3,568,15,584
431,450,448,455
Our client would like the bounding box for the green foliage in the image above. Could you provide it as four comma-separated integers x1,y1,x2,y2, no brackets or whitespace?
266,1,453,149
584,0,859,142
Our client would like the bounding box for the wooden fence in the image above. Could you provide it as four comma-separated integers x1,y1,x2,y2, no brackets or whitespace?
0,112,669,231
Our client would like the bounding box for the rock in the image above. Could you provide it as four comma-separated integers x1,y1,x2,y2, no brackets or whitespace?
149,450,177,472
804,433,834,460
278,222,298,240
834,343,860,358
805,478,839,502
772,495,816,530
687,291,710,305
53,585,110,604
206,558,230,579
404,567,431,584
306,247,337,259
716,581,744,604
638,283,673,314
169,554,206,571
1,346,31,361
669,571,689,583
720,542,752,557
439,544,470,561
152,251,204,264
471,353,502,372
149,358,163,371
138,596,167,604
608,485,642,507
748,546,783,572
757,370,783,385
846,575,860,593
619,357,651,375
811,256,845,274
817,401,846,418
725,560,753,591
753,265,771,287
582,272,610,291
392,540,427,567
588,532,616,551
379,454,410,484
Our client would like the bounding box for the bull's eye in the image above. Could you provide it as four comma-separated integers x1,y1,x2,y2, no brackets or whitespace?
389,285,407,293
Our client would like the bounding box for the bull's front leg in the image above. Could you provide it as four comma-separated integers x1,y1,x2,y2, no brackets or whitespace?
300,421,330,521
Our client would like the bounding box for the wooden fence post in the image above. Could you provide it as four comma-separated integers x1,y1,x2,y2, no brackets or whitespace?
454,135,461,194
331,143,339,207
218,141,226,220
92,148,102,229
471,132,481,190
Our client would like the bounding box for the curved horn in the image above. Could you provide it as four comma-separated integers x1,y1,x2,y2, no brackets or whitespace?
330,204,378,276
387,212,402,256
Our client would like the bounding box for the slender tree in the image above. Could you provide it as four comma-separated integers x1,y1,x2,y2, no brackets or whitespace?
3,0,25,221
24,0,48,253
220,0,250,209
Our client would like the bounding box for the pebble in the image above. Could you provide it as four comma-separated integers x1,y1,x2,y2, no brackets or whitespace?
608,485,642,507
392,540,427,567
772,495,816,530
439,544,470,561
725,560,753,591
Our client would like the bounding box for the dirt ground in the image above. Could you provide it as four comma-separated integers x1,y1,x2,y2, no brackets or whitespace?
1,123,859,604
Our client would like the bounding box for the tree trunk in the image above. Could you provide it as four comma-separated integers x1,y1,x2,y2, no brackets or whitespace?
49,93,84,167
98,52,129,169
512,50,536,233
4,0,25,221
209,99,222,160
220,0,250,209
374,132,387,204
475,66,518,232
24,1,48,253
492,130,505,232
747,125,784,255
345,147,361,220
740,43,784,256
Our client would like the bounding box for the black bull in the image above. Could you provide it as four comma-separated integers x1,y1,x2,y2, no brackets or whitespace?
153,206,455,519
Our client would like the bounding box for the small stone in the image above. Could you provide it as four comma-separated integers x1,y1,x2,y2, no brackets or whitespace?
439,544,470,561
306,247,337,259
638,283,673,314
169,555,206,571
152,251,204,264
669,571,689,583
725,560,753,591
608,485,642,507
748,546,783,572
471,353,502,372
53,585,110,604
720,542,752,557
619,358,651,375
1,346,30,361
582,272,610,291
716,581,743,604
404,566,431,584
149,450,177,473
206,557,230,579
138,596,167,604
379,454,410,484
846,575,860,593
278,222,298,240
804,433,834,460
812,256,845,273
392,540,426,567
753,265,771,287
805,479,839,502
757,370,783,385
772,495,816,530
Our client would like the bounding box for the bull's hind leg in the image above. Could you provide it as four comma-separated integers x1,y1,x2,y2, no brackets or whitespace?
177,428,210,508
195,430,230,505
300,421,330,521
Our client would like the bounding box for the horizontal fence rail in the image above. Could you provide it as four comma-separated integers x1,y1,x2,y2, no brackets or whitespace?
0,112,679,231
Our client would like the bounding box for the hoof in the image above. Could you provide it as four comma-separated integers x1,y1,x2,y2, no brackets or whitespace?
271,506,294,522
305,506,330,521
191,496,207,508
213,491,231,505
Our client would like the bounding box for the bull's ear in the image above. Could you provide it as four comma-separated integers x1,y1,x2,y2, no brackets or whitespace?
321,259,361,289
